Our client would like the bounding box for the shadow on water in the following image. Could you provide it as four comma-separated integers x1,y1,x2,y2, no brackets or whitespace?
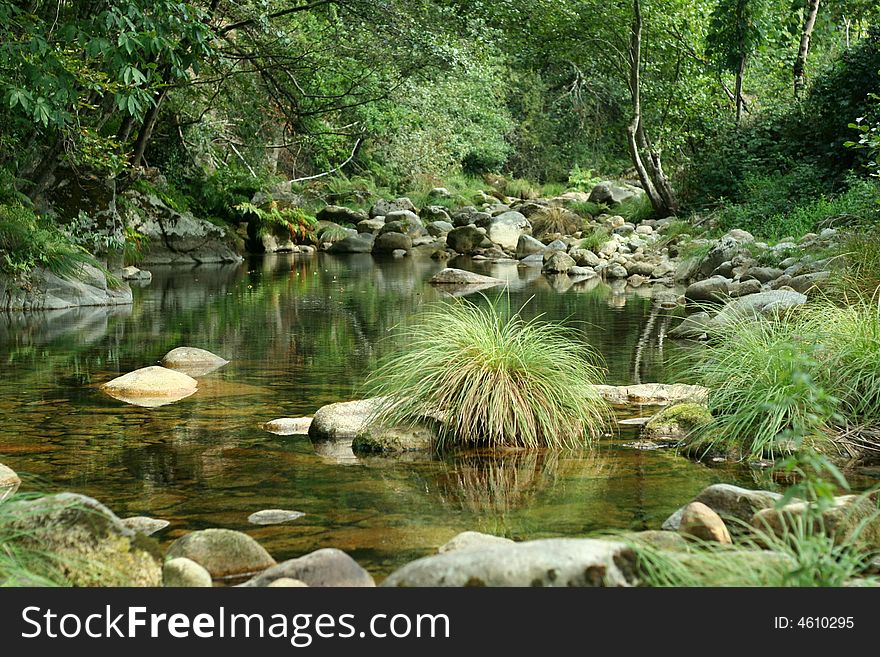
0,252,764,576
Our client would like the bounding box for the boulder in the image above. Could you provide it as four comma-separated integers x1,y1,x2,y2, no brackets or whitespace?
356,218,386,234
668,312,713,340
263,417,313,435
371,198,416,218
241,548,375,587
268,578,309,587
163,557,213,588
595,383,709,406
693,484,783,524
101,366,198,407
685,277,730,304
121,516,170,536
709,290,807,328
121,266,152,282
679,502,732,544
166,528,276,579
728,279,763,298
588,182,646,207
0,463,21,502
0,265,133,311
421,205,452,222
438,531,515,554
698,233,753,278
160,346,228,377
309,397,386,441
446,225,486,254
486,211,531,251
2,493,162,586
542,252,576,274
742,266,784,284
316,205,368,225
516,234,546,259
382,538,638,587
789,271,831,295
352,424,437,454
426,220,454,237
248,509,306,526
568,266,597,279
605,264,629,279
752,495,880,549
328,234,375,254
373,232,413,253
382,211,425,236
641,403,712,441
429,269,506,288
620,530,689,551
569,248,601,268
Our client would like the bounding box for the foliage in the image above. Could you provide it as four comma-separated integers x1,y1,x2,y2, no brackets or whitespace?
0,493,70,587
365,296,611,450
567,166,603,193
234,201,317,243
530,206,583,240
0,204,102,280
578,227,611,253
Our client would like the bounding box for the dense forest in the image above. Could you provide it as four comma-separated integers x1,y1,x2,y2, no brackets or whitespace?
2,0,880,272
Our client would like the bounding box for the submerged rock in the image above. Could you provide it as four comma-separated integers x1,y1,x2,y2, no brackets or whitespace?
102,365,198,407
248,509,306,526
382,538,638,587
641,403,712,441
121,516,170,536
163,557,213,588
160,346,229,377
166,529,276,579
352,424,437,454
263,417,313,435
0,463,21,502
241,548,375,587
3,493,162,586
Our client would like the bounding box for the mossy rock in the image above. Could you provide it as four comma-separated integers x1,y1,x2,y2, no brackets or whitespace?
641,403,712,441
352,425,436,455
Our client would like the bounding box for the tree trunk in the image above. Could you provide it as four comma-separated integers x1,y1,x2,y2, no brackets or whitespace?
130,87,168,168
794,0,821,98
626,0,677,216
735,54,746,124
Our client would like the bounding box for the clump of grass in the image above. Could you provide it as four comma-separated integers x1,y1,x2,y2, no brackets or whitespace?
568,200,608,219
365,296,611,450
0,493,69,587
502,178,541,200
614,193,655,223
578,226,611,253
530,206,583,240
832,232,880,299
654,219,695,248
0,204,103,280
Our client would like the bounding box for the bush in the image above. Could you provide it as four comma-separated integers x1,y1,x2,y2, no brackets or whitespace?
530,206,583,240
365,296,611,450
578,226,611,253
0,204,102,280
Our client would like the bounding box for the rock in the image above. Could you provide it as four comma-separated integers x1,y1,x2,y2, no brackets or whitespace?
661,507,685,531
542,251,576,274
438,531,515,554
621,530,689,551
545,239,569,251
693,484,783,524
328,234,375,253
263,417,313,435
126,193,241,264
241,548,374,587
0,463,21,502
518,254,545,268
101,366,198,407
0,265,133,311
121,266,151,281
261,233,298,253
728,279,763,298
595,383,709,406
426,220,454,237
599,239,618,257
743,266,784,284
352,424,436,454
699,233,752,278
752,495,880,548
371,198,415,218
446,225,487,254
2,493,162,586
625,260,656,277
356,218,386,234
709,290,807,328
373,232,413,253
605,264,629,279
382,538,638,587
163,557,213,588
248,509,306,526
429,187,451,199
268,578,309,587
316,205,368,225
391,249,407,258
166,529,276,579
309,397,385,441
486,211,531,251
160,346,228,377
685,276,730,304
568,266,597,279
679,502,732,544
588,182,646,207
121,516,170,536
668,312,713,340
789,271,831,295
641,403,712,441
516,234,546,259
429,268,506,288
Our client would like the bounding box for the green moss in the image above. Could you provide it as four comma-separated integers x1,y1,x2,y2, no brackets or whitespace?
642,403,712,441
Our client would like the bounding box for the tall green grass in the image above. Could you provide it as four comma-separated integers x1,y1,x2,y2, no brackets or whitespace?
365,296,611,450
0,493,69,587
530,206,583,240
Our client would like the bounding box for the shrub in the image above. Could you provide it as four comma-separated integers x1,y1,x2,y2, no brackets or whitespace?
615,193,655,223
503,178,541,200
530,206,583,240
578,226,611,253
235,201,317,243
0,204,102,280
365,296,611,450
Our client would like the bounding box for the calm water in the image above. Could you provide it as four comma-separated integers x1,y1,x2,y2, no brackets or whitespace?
0,253,767,578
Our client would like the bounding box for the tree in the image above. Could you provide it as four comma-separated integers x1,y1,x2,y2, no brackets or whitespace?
793,0,821,98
